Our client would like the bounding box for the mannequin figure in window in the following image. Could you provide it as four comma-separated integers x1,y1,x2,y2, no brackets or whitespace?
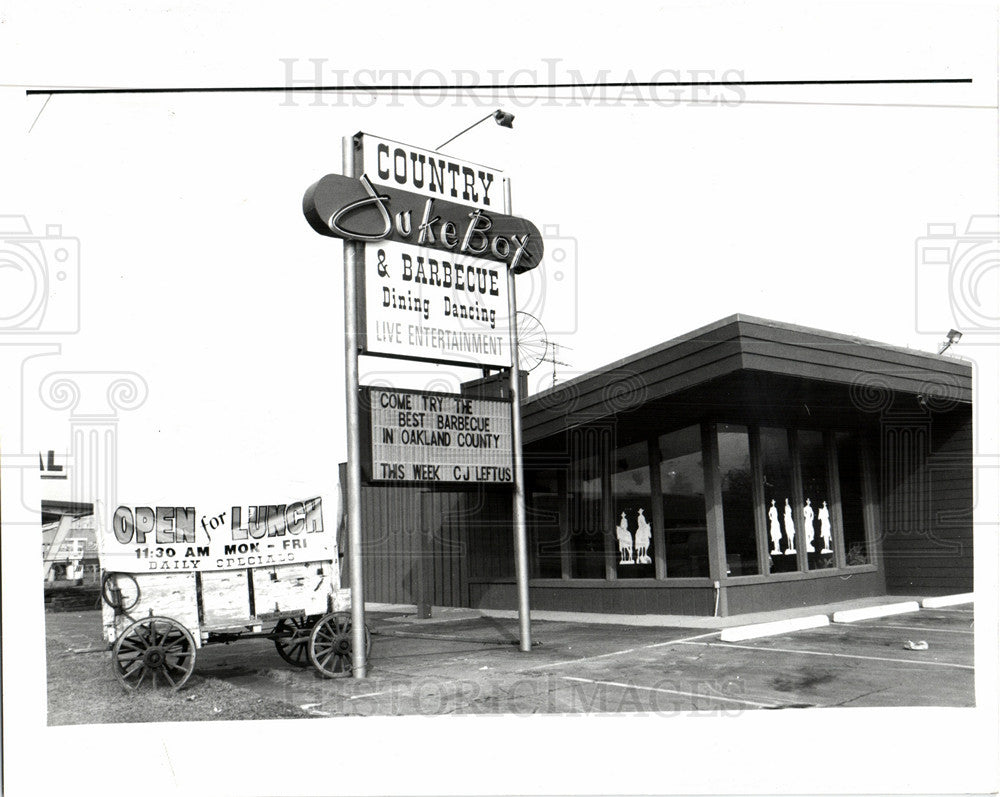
768,499,782,554
803,498,816,553
818,500,833,553
616,512,634,564
634,508,652,564
783,498,797,554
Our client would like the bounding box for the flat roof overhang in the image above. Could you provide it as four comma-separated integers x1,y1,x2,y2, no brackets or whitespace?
522,314,972,444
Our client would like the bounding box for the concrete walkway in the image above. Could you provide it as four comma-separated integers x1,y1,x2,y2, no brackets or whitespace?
366,593,930,630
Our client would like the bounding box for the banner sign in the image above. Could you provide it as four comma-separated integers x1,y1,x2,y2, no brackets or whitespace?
303,172,543,274
361,133,501,211
97,497,335,573
365,240,512,367
364,387,513,484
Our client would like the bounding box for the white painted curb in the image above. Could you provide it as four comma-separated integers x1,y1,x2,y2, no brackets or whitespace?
922,593,974,608
721,615,829,642
832,601,920,623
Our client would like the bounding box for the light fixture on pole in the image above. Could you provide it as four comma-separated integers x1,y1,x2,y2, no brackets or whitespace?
436,106,529,651
436,109,515,151
938,328,963,354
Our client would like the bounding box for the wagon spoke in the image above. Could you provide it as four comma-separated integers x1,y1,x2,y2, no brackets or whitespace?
122,659,144,678
159,630,179,645
118,655,142,672
117,639,144,653
113,617,197,692
274,618,315,669
164,636,189,653
307,613,364,678
129,629,151,650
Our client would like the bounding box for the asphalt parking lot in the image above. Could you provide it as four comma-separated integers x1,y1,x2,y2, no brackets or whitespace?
187,604,975,715
45,602,974,719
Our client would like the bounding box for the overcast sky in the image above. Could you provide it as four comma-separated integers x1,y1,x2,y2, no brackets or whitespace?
5,0,997,505
2,2,998,794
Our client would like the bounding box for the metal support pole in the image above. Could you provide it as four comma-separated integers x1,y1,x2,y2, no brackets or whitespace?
342,135,367,678
504,177,532,652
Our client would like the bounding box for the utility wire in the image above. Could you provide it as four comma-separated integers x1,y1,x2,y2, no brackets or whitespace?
25,77,973,96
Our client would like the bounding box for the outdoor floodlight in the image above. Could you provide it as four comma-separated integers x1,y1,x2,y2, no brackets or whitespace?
938,328,963,354
437,109,515,151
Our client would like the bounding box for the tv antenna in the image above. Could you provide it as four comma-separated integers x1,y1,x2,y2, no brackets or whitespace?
515,311,549,372
542,340,573,387
513,311,573,387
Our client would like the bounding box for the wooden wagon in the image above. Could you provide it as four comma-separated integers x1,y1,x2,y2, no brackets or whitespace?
98,498,368,690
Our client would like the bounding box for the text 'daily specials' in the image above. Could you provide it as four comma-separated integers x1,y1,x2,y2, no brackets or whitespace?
97,498,335,572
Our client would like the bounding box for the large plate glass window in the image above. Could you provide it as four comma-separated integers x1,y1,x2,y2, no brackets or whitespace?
611,441,654,578
799,430,834,569
568,450,605,579
759,427,799,573
659,425,709,578
526,468,563,578
836,431,869,565
718,424,759,576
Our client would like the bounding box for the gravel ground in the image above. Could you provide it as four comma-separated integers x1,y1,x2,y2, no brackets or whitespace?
46,611,311,725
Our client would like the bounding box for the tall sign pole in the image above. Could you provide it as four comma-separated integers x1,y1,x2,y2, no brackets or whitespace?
505,177,532,651
305,133,545,665
342,135,367,678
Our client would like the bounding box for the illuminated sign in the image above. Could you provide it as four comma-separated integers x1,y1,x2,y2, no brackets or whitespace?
361,133,500,211
364,388,513,484
364,240,512,367
303,172,543,273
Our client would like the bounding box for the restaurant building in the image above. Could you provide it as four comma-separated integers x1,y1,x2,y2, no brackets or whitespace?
354,315,973,616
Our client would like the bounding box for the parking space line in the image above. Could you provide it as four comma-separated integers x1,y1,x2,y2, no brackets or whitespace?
852,623,974,635
349,690,392,701
560,676,781,709
677,641,974,670
529,630,721,669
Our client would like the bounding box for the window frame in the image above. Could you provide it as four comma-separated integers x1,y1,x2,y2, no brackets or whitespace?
527,420,879,584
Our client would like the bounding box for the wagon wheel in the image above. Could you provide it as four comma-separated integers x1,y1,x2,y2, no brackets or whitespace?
273,616,314,668
101,572,140,612
112,616,196,692
308,612,371,678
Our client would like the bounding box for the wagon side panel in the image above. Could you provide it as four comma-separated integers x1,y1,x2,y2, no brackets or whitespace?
251,561,334,618
103,573,200,646
200,570,253,628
